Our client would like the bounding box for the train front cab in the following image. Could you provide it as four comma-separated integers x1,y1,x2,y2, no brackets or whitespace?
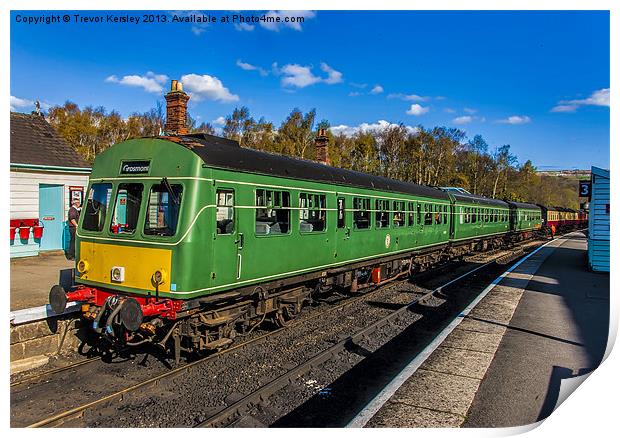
49,138,207,336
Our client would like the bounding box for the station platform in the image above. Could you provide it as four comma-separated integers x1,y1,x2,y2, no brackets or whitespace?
358,232,609,428
10,252,73,311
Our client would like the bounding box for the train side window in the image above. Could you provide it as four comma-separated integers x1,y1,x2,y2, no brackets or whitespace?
215,189,234,235
144,183,184,236
472,208,477,223
300,193,326,232
424,204,433,226
434,204,442,225
417,204,422,225
443,205,448,224
393,201,405,227
408,202,415,226
255,189,290,235
83,183,112,232
376,199,389,228
353,197,370,229
110,183,143,234
337,197,346,229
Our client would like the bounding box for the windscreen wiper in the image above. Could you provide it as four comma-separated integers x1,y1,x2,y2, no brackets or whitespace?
161,177,180,205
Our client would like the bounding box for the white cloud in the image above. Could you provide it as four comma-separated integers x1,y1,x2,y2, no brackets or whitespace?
331,120,419,137
444,108,456,114
387,93,428,102
406,104,429,116
181,74,239,102
453,116,473,125
370,85,384,95
348,91,362,97
551,104,578,113
350,82,367,89
260,11,316,32
320,63,343,84
234,23,255,31
551,88,609,112
277,64,322,88
274,62,342,88
10,96,51,112
498,115,531,125
236,60,268,76
10,95,33,111
105,71,168,93
463,107,477,114
213,116,226,126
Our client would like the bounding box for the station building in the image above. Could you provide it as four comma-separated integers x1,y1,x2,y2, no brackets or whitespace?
10,112,91,258
588,166,610,272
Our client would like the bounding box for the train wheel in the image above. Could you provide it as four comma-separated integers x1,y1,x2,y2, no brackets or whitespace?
274,305,299,327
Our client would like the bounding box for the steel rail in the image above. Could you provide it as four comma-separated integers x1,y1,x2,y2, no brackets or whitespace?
11,357,100,388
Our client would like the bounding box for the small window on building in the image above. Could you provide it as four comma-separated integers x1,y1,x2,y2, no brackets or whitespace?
393,201,405,227
300,193,326,232
83,183,112,232
408,202,415,226
337,197,346,229
215,189,234,235
376,199,389,228
110,183,143,234
353,197,371,229
144,183,183,236
256,189,290,235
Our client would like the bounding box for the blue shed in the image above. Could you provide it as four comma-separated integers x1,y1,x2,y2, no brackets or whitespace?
588,166,610,272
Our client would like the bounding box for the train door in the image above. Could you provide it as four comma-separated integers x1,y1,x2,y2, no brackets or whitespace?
211,187,243,289
449,203,456,240
334,195,352,261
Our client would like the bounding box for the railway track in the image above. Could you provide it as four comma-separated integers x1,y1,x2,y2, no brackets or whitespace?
15,240,543,428
197,259,497,428
10,357,100,388
16,259,452,427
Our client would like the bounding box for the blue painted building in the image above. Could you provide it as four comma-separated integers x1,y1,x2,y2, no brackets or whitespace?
588,166,610,272
10,112,91,258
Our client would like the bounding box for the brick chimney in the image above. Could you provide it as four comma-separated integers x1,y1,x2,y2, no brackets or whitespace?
315,128,330,165
164,80,190,135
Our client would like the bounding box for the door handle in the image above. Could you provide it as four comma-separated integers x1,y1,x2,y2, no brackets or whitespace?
235,233,244,249
344,227,351,239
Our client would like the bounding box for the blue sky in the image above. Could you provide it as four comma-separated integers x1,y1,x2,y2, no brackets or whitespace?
10,10,609,170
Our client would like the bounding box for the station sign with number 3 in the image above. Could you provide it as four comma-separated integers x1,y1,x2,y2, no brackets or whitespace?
579,181,591,199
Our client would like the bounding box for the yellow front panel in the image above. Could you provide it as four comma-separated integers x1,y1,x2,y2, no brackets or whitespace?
79,241,172,292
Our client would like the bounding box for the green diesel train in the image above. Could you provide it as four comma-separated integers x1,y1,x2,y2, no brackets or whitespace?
49,133,542,360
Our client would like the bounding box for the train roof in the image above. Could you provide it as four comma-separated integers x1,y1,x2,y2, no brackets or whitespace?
159,133,450,201
507,201,540,210
450,192,509,208
537,204,579,213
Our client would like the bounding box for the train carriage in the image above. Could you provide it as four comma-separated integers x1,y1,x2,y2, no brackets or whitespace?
49,132,552,360
450,193,511,251
507,201,542,240
51,134,466,359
